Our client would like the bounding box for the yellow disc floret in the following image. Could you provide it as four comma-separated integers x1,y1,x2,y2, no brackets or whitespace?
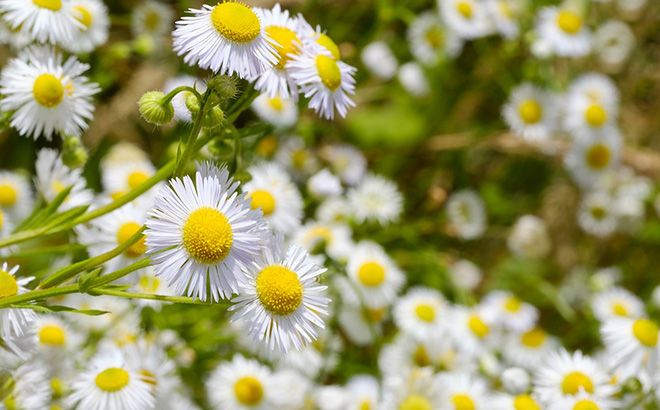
520,327,546,348
585,143,612,170
632,319,659,347
316,33,340,60
95,368,130,392
33,0,61,11
456,1,474,19
611,302,629,317
0,270,18,299
561,371,594,395
452,394,475,410
504,296,522,313
256,265,303,315
514,394,541,410
468,315,490,339
74,5,93,29
584,104,607,127
266,25,300,69
127,170,150,189
415,303,436,323
357,261,386,287
556,10,582,34
183,207,233,264
399,394,432,410
573,399,600,410
33,74,65,108
249,189,276,216
234,376,264,405
39,324,66,346
211,2,261,43
116,222,147,258
267,97,284,112
316,55,342,91
518,100,543,124
0,184,16,207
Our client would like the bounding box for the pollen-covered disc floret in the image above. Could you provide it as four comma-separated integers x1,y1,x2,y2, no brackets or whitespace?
172,2,278,78
231,238,329,352
146,167,265,302
0,46,99,140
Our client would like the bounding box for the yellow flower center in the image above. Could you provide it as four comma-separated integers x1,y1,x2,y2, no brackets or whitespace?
95,368,130,392
266,25,300,69
116,222,146,258
584,104,607,127
249,189,276,216
561,371,594,395
359,400,372,410
514,394,541,410
144,10,160,32
308,226,333,245
0,209,4,230
556,10,582,34
399,394,432,410
425,27,444,49
585,143,612,170
182,207,233,264
316,33,340,60
504,296,522,312
74,5,93,29
256,265,303,315
33,74,65,108
456,1,473,19
0,270,18,298
518,99,542,124
267,97,284,112
291,149,308,170
256,135,278,157
357,261,386,287
574,400,600,410
32,0,61,11
316,55,342,91
415,303,436,322
138,275,160,293
413,345,431,367
520,327,546,348
632,319,659,347
38,324,66,346
0,184,16,207
127,170,150,189
590,206,606,220
234,376,264,405
366,307,386,322
211,2,261,43
468,314,489,339
611,302,629,316
498,1,514,19
51,377,64,398
452,394,475,410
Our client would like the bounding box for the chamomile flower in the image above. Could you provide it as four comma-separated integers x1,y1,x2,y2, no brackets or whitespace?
123,339,178,407
231,240,329,352
347,174,403,225
382,368,442,410
0,0,81,45
337,302,382,346
308,168,342,198
437,372,491,410
67,349,155,410
394,287,447,341
207,355,276,410
345,375,380,410
320,144,366,186
407,12,462,65
251,93,298,129
163,75,207,123
483,291,538,332
578,191,619,237
0,262,36,339
146,171,265,302
131,0,174,38
0,46,99,140
275,136,319,177
361,41,398,80
35,148,93,211
591,287,644,322
102,159,156,200
549,392,616,410
565,129,621,189
534,349,615,403
536,7,591,57
449,306,497,357
0,171,34,220
564,74,619,140
440,0,493,40
446,189,487,240
173,2,277,78
486,0,523,38
66,0,109,53
317,196,351,223
243,162,303,236
33,315,80,360
287,45,356,120
601,317,660,379
346,241,405,309
493,393,544,410
398,61,430,97
132,269,175,310
2,362,51,410
502,83,559,143
292,221,353,262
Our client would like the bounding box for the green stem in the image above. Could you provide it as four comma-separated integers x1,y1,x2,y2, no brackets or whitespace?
88,288,223,305
162,85,202,104
90,258,152,288
0,285,79,309
8,244,85,259
175,88,213,176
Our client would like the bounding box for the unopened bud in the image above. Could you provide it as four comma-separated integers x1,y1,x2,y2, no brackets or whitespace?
61,135,88,168
203,106,225,130
138,91,174,125
208,75,238,101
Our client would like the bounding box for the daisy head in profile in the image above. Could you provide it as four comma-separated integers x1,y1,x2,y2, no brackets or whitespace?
0,171,34,221
146,167,266,302
230,237,329,352
0,0,82,45
172,1,278,78
0,46,99,140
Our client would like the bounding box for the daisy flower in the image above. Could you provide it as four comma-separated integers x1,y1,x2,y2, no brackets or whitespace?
577,191,619,237
361,40,398,80
594,20,635,71
231,240,329,352
346,241,405,309
131,269,175,310
251,93,298,129
319,144,366,186
316,196,351,223
146,171,265,301
379,334,467,375
33,314,80,361
446,189,487,240
549,392,617,410
564,73,619,140
407,11,463,65
123,339,178,407
102,159,156,200
2,362,51,410
35,148,93,211
243,162,303,237
565,129,621,189
345,375,380,410
0,171,34,220
66,0,109,53
0,46,99,140
482,291,538,332
448,306,497,357
536,7,591,57
0,0,81,45
601,317,660,379
439,0,493,40
486,0,523,38
131,0,174,38
448,259,482,291
287,43,356,120
591,287,644,322
275,136,319,177
398,61,430,97
394,287,447,341
436,372,491,410
347,174,403,225
291,221,353,262
381,368,441,410
308,168,343,198
493,393,544,410
0,262,36,339
338,302,382,346
67,349,155,410
172,1,278,78
534,349,615,403
502,83,559,143
507,214,551,259
163,75,207,123
206,355,276,410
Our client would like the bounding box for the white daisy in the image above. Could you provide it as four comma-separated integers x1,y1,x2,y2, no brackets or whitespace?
0,262,36,339
502,83,559,143
361,40,398,80
163,75,207,123
408,11,463,65
564,74,619,140
230,240,329,352
345,375,380,410
448,259,482,291
0,46,99,140
486,0,523,38
500,367,531,394
337,302,382,346
206,355,276,410
440,0,493,40
319,144,366,186
482,291,538,332
172,2,278,78
33,314,80,360
601,317,660,379
346,241,405,309
507,214,551,259
251,93,298,129
449,306,498,357
243,162,303,236
67,349,155,410
66,0,109,53
0,171,34,221
35,148,93,211
381,368,442,410
316,196,351,223
307,168,342,198
549,393,616,410
347,174,403,225
398,61,430,97
536,7,591,57
146,171,265,301
565,129,621,189
446,189,487,240
275,136,319,177
131,269,175,310
594,20,635,71
591,287,644,322
287,45,356,120
291,221,353,262
436,372,491,410
131,0,174,38
394,287,447,341
0,0,81,45
123,339,178,408
102,159,156,200
2,362,51,410
577,191,619,237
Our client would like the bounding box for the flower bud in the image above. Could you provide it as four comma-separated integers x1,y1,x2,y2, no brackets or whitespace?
138,91,174,125
203,106,225,130
61,135,88,169
208,75,238,101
